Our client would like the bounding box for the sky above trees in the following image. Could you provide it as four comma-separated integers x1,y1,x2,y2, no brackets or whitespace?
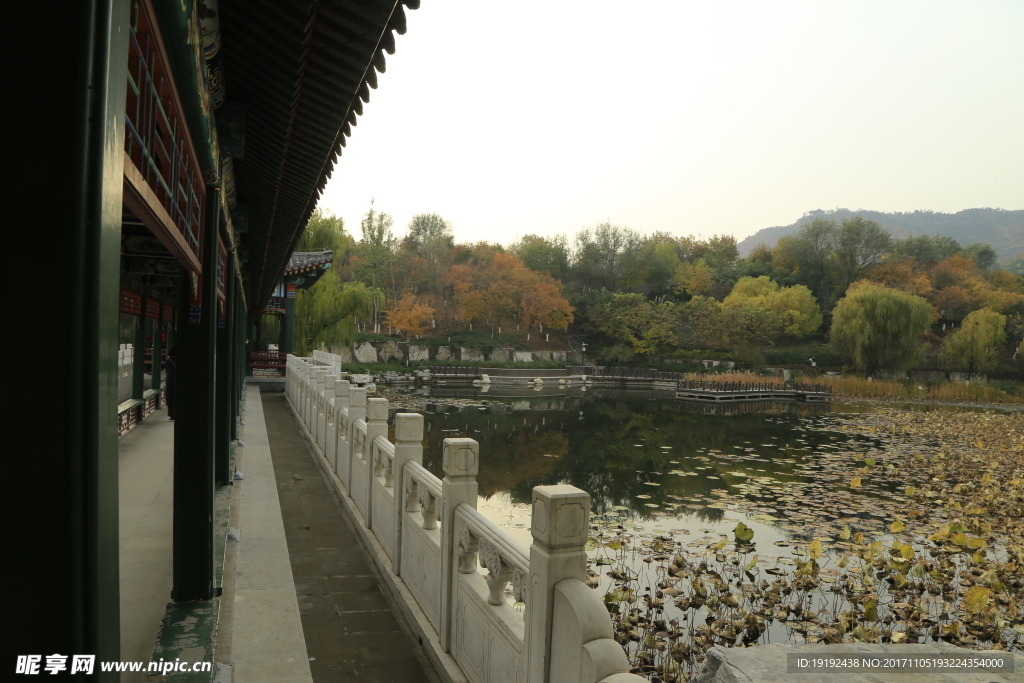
318,0,1023,247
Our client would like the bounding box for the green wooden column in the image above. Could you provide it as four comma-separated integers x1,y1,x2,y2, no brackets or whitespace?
238,290,247,403
246,310,255,375
152,314,162,394
215,258,234,485
10,0,129,675
282,295,295,353
229,275,242,441
173,189,220,601
132,310,147,399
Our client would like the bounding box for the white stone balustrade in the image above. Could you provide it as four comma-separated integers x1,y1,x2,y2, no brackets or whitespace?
283,365,644,683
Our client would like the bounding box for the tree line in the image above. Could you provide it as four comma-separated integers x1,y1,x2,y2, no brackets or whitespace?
285,205,1024,376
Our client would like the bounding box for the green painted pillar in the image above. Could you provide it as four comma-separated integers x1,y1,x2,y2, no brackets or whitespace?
173,189,220,601
239,291,247,398
282,295,295,354
230,273,243,441
152,315,162,394
132,311,147,399
246,310,255,375
215,261,233,485
10,0,129,674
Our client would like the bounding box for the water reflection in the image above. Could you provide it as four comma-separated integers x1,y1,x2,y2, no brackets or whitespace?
389,389,873,546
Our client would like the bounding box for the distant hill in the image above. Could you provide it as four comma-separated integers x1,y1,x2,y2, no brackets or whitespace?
737,208,1024,262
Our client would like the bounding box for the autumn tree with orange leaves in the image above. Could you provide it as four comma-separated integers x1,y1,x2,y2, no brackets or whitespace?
385,289,435,339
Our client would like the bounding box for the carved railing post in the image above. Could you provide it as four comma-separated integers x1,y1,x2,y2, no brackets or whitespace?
364,397,389,528
440,438,479,653
332,380,351,474
524,485,591,683
392,413,423,576
345,387,367,490
301,361,313,425
313,368,327,441
285,354,292,399
305,363,318,426
321,374,337,450
289,355,299,400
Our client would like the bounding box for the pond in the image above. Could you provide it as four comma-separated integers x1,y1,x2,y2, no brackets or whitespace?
408,388,884,548
384,385,1022,680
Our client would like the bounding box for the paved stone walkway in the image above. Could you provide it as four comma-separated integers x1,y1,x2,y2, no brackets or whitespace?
118,409,174,683
261,392,440,683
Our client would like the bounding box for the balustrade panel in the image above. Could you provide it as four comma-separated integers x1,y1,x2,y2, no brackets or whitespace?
402,461,443,633
350,420,369,517
450,505,527,683
370,435,396,563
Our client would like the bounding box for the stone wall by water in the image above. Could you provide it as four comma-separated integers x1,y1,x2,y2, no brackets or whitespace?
325,341,580,365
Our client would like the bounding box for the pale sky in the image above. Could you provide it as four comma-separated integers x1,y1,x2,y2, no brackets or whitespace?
318,0,1024,247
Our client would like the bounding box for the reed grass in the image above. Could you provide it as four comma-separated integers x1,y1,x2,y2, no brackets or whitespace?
798,375,1023,404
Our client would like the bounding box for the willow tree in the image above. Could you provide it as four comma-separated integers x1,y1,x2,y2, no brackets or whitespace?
293,272,383,356
829,282,932,375
940,307,1006,378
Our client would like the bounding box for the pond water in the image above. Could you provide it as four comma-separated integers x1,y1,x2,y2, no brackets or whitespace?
403,388,885,549
385,386,1018,673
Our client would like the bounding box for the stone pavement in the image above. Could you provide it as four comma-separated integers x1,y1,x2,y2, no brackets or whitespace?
260,391,440,683
228,385,314,683
118,408,175,683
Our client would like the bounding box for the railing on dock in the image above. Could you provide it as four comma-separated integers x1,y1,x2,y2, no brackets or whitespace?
428,365,480,377
287,353,646,683
590,367,683,382
677,379,785,393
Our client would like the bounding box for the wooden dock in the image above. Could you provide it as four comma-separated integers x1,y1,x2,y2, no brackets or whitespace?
675,380,832,403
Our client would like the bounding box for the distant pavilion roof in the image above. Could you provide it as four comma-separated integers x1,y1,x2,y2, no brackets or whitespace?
283,250,334,276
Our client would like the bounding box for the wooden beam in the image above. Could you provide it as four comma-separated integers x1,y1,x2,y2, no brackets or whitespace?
122,151,203,274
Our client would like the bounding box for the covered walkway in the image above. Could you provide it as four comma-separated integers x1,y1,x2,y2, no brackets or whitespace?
115,384,437,681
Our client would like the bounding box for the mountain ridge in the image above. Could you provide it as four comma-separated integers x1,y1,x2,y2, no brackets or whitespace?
736,208,1024,261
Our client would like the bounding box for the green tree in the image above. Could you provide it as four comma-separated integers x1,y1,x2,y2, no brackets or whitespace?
723,276,821,339
959,243,998,270
940,307,1007,377
296,207,352,255
829,282,933,375
833,216,891,291
588,292,677,356
293,273,383,355
641,238,680,297
353,201,395,331
512,234,570,280
1003,256,1024,277
890,234,961,264
572,222,641,292
774,216,890,308
773,218,836,305
675,296,777,350
403,213,454,293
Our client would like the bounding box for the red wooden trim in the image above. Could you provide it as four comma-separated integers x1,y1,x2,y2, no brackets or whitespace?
120,289,143,316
